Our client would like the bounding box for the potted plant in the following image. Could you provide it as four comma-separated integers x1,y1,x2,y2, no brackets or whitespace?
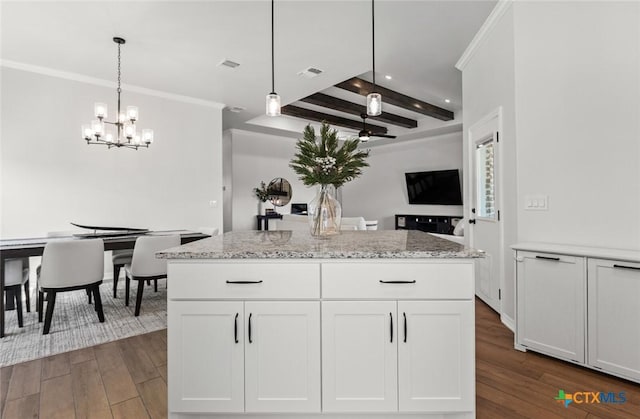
253,181,270,215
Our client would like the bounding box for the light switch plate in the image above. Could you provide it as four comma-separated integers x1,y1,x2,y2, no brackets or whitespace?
524,195,548,210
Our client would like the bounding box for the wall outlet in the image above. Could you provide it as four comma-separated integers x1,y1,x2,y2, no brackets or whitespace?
524,195,548,210
209,200,218,208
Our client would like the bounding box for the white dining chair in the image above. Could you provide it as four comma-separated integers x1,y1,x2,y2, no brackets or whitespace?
197,227,219,236
112,249,133,298
4,258,30,328
37,238,105,335
125,235,180,316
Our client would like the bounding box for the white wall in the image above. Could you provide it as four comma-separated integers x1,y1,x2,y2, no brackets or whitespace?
342,133,464,230
513,1,640,250
230,129,316,231
1,67,224,238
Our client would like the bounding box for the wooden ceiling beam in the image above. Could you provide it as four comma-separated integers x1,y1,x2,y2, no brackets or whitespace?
281,105,387,134
299,93,417,129
335,77,454,121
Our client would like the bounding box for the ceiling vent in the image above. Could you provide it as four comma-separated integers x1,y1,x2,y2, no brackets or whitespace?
298,67,323,78
219,59,240,69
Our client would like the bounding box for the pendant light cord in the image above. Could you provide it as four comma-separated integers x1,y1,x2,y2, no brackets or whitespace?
271,0,275,94
117,42,122,134
371,0,376,90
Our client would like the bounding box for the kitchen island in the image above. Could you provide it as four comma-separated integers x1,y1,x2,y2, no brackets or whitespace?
158,230,483,419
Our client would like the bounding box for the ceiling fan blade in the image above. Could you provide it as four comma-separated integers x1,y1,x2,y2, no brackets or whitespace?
371,133,397,139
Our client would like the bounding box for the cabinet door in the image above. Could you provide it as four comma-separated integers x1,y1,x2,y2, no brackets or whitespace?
516,251,586,362
588,259,640,381
322,301,398,412
398,301,474,412
244,301,320,412
168,301,244,413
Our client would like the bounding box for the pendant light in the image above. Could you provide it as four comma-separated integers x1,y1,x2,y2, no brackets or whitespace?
367,0,382,116
266,0,281,116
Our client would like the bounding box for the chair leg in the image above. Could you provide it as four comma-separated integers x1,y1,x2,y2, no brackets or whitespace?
154,278,158,293
113,264,121,298
146,279,151,286
134,279,145,317
86,288,92,304
14,287,23,328
93,285,105,323
125,274,130,306
24,280,30,313
43,291,57,335
38,290,44,322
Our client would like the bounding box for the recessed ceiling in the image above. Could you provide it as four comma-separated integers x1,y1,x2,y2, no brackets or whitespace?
1,0,496,141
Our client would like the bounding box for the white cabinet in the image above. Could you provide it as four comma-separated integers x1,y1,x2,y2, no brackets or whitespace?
168,301,244,413
515,251,586,363
322,301,398,412
244,301,320,412
588,258,640,382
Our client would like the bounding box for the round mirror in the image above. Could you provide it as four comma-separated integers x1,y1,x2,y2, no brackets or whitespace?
267,177,292,207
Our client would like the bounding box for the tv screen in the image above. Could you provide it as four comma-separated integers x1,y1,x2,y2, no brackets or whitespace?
405,170,463,205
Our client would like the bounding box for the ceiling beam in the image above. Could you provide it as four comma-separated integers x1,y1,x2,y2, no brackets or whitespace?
299,93,417,129
335,77,454,121
281,105,387,134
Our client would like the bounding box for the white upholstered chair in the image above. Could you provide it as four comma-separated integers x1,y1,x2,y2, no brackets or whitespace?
197,227,219,236
4,258,30,328
112,249,134,298
125,235,180,316
37,239,105,335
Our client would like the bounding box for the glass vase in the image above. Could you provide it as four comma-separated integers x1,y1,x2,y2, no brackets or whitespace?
308,184,342,237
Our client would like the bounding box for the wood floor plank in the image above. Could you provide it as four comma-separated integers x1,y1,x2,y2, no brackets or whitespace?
2,393,39,419
94,341,122,372
69,347,95,365
39,374,75,419
477,395,528,419
41,352,70,380
5,359,41,401
137,377,167,419
477,378,567,418
157,363,167,383
111,397,150,419
0,365,13,414
117,336,160,384
143,332,167,368
101,362,139,405
70,360,111,419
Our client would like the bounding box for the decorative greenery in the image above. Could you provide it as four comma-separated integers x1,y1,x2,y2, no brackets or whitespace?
289,123,369,188
253,181,270,202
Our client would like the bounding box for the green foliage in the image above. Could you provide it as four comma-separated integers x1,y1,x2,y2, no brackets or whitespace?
253,181,270,202
289,123,369,188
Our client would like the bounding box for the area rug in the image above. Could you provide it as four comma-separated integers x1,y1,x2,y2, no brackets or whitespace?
0,278,167,367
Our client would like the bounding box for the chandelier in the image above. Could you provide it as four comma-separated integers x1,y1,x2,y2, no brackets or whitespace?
82,37,153,150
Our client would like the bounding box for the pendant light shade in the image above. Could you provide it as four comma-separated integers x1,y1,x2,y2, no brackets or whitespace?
266,0,280,116
367,0,382,116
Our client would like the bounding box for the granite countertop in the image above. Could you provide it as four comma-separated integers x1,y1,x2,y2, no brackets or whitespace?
157,230,484,260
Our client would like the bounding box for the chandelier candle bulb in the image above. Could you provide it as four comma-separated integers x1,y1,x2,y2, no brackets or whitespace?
91,120,104,137
82,125,92,140
126,106,138,121
105,132,114,143
94,103,107,119
124,122,135,139
142,129,154,144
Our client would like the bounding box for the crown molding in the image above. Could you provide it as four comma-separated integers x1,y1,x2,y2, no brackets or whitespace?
455,0,513,71
1,60,226,110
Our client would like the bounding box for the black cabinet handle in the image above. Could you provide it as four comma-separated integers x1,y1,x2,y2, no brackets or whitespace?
226,280,263,284
379,280,417,284
535,256,560,261
248,313,253,343
234,313,239,343
613,264,640,271
390,312,393,343
403,312,407,343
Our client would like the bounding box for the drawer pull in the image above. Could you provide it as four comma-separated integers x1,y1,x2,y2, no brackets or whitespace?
403,312,407,343
379,280,417,284
390,312,393,343
535,256,560,261
225,280,263,284
248,313,253,343
234,313,239,344
613,264,640,271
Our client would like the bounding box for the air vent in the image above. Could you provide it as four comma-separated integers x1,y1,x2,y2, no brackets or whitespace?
298,67,323,78
227,106,245,113
219,59,240,69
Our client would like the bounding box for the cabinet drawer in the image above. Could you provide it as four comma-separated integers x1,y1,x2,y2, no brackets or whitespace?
168,262,320,300
322,262,474,299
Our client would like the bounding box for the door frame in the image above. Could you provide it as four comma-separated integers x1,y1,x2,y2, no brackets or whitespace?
467,107,504,316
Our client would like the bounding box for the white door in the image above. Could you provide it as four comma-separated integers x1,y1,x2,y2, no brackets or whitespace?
168,301,244,413
468,109,503,312
588,259,640,381
322,301,398,412
516,251,586,363
398,301,474,413
244,301,321,412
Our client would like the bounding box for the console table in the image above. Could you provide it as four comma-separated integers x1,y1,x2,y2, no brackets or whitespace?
256,213,283,231
395,214,462,234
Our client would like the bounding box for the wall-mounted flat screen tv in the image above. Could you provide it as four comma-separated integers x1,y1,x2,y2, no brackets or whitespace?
405,169,463,205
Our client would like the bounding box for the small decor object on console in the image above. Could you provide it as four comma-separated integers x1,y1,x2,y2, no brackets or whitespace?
253,181,270,215
290,123,369,237
82,37,153,150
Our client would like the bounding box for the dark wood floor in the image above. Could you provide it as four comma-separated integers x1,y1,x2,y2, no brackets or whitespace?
1,298,639,418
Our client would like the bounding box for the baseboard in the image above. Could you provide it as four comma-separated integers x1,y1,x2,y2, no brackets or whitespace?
501,313,515,332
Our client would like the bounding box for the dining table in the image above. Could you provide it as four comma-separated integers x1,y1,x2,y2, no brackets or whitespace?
0,229,209,337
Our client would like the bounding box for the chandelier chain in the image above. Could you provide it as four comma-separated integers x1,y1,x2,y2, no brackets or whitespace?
117,42,122,94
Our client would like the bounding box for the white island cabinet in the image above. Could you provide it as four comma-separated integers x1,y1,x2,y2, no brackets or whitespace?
159,230,482,419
